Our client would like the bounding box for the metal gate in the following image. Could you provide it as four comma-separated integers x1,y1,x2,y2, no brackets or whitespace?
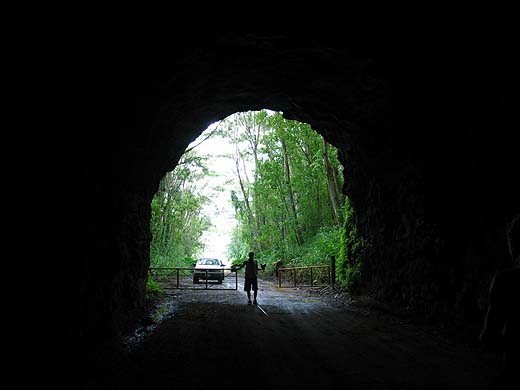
149,267,238,290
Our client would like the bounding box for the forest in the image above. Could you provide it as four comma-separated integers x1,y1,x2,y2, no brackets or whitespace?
149,110,364,290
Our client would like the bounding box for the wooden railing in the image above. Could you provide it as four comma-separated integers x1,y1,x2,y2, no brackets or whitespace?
277,256,336,288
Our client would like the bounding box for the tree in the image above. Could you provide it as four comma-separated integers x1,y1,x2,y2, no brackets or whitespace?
150,150,211,267
323,138,342,224
223,110,345,268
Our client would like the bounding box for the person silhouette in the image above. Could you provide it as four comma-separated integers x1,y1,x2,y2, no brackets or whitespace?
233,251,265,305
480,214,520,383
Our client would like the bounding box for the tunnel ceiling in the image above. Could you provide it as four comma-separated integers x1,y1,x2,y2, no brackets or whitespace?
80,31,519,347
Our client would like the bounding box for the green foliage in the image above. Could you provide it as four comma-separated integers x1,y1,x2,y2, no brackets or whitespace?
222,110,348,275
146,273,164,298
149,109,364,291
150,149,212,267
337,197,365,291
227,225,250,267
226,111,343,251
280,226,342,267
150,254,195,269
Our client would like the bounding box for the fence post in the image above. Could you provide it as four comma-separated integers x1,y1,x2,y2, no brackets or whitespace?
330,256,336,286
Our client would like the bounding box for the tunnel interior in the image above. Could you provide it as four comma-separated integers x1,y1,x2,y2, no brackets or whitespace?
80,32,518,357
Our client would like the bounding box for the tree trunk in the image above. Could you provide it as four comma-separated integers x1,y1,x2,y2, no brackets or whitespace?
323,139,341,225
281,136,304,245
235,154,257,248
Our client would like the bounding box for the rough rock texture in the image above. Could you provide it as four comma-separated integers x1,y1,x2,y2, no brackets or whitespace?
79,31,518,351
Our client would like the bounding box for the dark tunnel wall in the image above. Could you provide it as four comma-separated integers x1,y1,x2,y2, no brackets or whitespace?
79,32,519,350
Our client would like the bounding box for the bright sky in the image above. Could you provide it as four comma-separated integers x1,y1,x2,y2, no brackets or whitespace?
186,122,244,265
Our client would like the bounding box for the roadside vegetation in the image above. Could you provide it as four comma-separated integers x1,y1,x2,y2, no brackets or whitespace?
148,110,365,294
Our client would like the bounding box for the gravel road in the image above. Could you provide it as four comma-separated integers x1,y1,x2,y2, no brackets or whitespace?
85,275,501,389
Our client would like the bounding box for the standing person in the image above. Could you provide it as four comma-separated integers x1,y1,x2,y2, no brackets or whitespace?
480,214,520,384
232,251,265,305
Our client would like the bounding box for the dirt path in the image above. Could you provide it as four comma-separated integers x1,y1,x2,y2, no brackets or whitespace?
90,277,501,389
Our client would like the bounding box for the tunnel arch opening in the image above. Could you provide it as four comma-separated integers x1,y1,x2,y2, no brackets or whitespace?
148,108,362,298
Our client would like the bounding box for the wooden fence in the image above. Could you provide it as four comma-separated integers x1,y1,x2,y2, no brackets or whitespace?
277,256,336,288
